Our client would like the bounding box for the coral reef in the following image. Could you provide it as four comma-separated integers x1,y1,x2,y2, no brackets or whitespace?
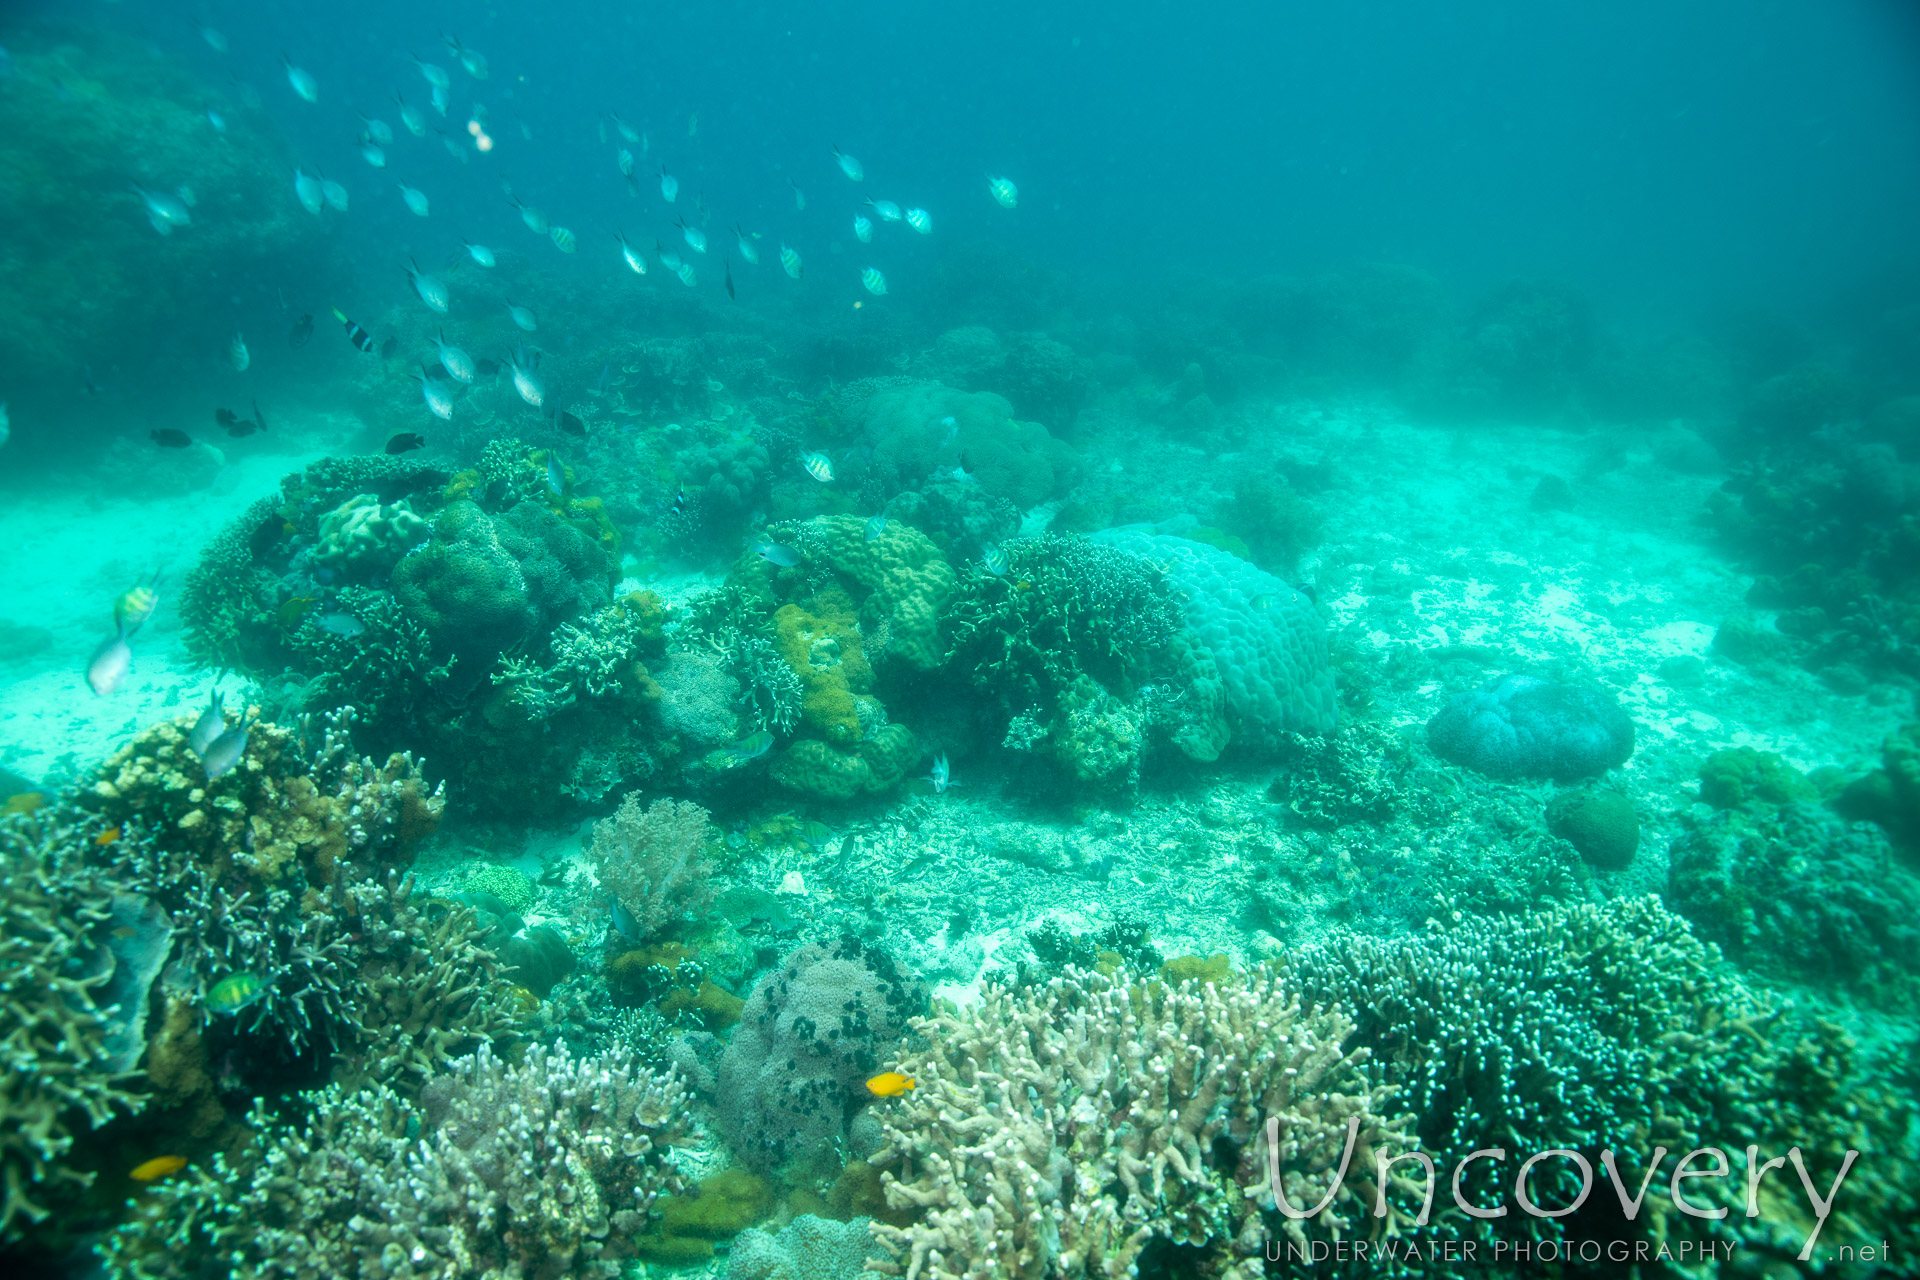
1425,673,1634,781
587,796,717,944
102,1043,690,1280
866,968,1415,1279
312,493,430,577
728,1213,881,1280
633,1167,773,1262
1544,786,1637,868
1836,720,1920,847
717,937,926,1176
0,823,144,1240
848,380,1080,511
1092,530,1338,751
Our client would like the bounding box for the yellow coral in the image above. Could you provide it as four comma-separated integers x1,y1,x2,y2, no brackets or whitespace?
773,589,871,745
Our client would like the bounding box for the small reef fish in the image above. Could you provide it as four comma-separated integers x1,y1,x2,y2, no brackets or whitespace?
906,207,932,234
657,242,683,272
414,372,454,421
724,257,735,301
281,55,318,103
658,166,679,203
360,141,386,168
204,971,268,1015
443,33,488,79
189,690,226,757
433,330,474,383
320,175,349,213
333,308,375,352
86,635,132,696
853,214,873,244
215,407,261,438
3,793,44,816
676,217,706,254
431,83,450,118
397,183,430,217
789,177,805,210
609,900,641,942
864,199,902,222
554,408,587,437
132,184,192,235
386,432,427,455
861,267,887,296
617,147,634,177
832,145,864,182
732,225,760,265
199,723,250,779
505,300,538,331
95,826,121,847
669,488,688,515
293,168,323,215
507,193,548,234
549,225,577,253
923,752,956,794
751,537,801,568
406,257,448,312
780,242,803,279
800,450,834,482
207,111,226,134
360,115,394,145
616,231,649,275
228,333,249,371
989,176,1019,208
609,111,641,144
198,22,228,52
865,1072,915,1097
318,612,365,637
864,514,888,541
412,54,451,91
379,337,399,359
510,343,545,407
462,239,495,267
150,429,192,448
395,92,427,137
674,261,697,288
546,455,567,499
981,543,1009,576
129,1156,188,1183
725,730,775,764
114,575,162,638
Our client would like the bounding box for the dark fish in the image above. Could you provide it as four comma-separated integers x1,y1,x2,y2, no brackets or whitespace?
251,399,268,432
609,900,641,942
556,410,586,438
189,691,227,757
379,336,399,359
372,468,449,504
474,357,501,378
289,313,314,347
385,432,427,455
332,308,375,353
151,429,191,448
214,407,240,429
724,255,735,301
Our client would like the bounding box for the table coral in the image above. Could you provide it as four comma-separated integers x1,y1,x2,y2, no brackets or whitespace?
866,968,1415,1280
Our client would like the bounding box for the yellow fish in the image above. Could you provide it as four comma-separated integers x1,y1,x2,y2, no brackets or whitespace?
96,825,122,846
3,792,44,815
130,1155,187,1182
114,573,163,638
865,1071,915,1097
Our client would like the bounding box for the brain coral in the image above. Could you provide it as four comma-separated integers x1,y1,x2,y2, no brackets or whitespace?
855,381,1077,510
1426,673,1634,781
313,493,429,577
1092,530,1337,749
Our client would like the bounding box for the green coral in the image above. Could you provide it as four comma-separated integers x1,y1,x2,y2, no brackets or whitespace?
633,1168,774,1262
773,589,872,745
1699,746,1815,808
769,728,918,803
312,493,429,576
856,382,1079,510
454,862,536,913
1544,786,1637,869
1836,720,1920,846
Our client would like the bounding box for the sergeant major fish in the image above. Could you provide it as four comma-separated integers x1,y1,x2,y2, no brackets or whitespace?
779,242,803,279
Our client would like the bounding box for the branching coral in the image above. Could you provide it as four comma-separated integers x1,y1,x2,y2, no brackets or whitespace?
0,822,145,1240
101,1043,690,1280
587,796,717,943
866,968,1415,1280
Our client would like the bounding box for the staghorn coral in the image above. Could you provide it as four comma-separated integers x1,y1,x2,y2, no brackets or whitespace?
0,822,145,1241
285,585,450,727
587,796,717,943
866,968,1415,1280
101,1043,690,1280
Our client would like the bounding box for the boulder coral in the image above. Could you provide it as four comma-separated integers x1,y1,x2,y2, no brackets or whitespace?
312,493,430,577
852,381,1079,511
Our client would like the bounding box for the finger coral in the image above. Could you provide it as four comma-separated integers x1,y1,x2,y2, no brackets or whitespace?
866,968,1414,1280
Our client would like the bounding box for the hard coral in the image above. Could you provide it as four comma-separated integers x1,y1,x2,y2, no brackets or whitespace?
855,381,1078,510
587,796,717,943
867,969,1415,1280
1425,672,1634,781
103,1043,690,1280
312,492,429,577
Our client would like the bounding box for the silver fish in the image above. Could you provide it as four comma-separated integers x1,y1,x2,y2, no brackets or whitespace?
360,141,387,168
732,224,760,265
865,198,902,222
320,174,349,213
616,231,648,275
281,55,318,103
508,193,548,234
431,83,449,117
658,166,678,203
395,92,427,137
505,300,537,332
398,183,429,217
751,537,801,568
406,257,448,312
989,176,1018,208
415,371,454,421
609,110,640,144
360,114,394,145
433,329,474,383
789,177,805,210
133,184,192,235
676,217,706,254
413,53,451,91
318,613,366,637
201,724,250,779
228,333,249,372
86,636,132,697
922,752,955,794
832,145,864,181
189,690,226,756
510,343,544,407
547,454,565,497
462,238,495,267
199,23,228,52
853,214,873,243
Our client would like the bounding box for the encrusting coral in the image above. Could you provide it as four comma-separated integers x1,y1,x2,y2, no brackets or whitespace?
866,968,1415,1280
101,1043,691,1280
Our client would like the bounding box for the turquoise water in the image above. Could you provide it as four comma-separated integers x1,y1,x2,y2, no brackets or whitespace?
1,3,1918,1277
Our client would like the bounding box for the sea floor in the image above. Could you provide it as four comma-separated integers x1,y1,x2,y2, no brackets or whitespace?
2,404,1910,971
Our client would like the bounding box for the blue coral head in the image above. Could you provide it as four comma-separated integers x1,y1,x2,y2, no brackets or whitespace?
1426,673,1634,782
